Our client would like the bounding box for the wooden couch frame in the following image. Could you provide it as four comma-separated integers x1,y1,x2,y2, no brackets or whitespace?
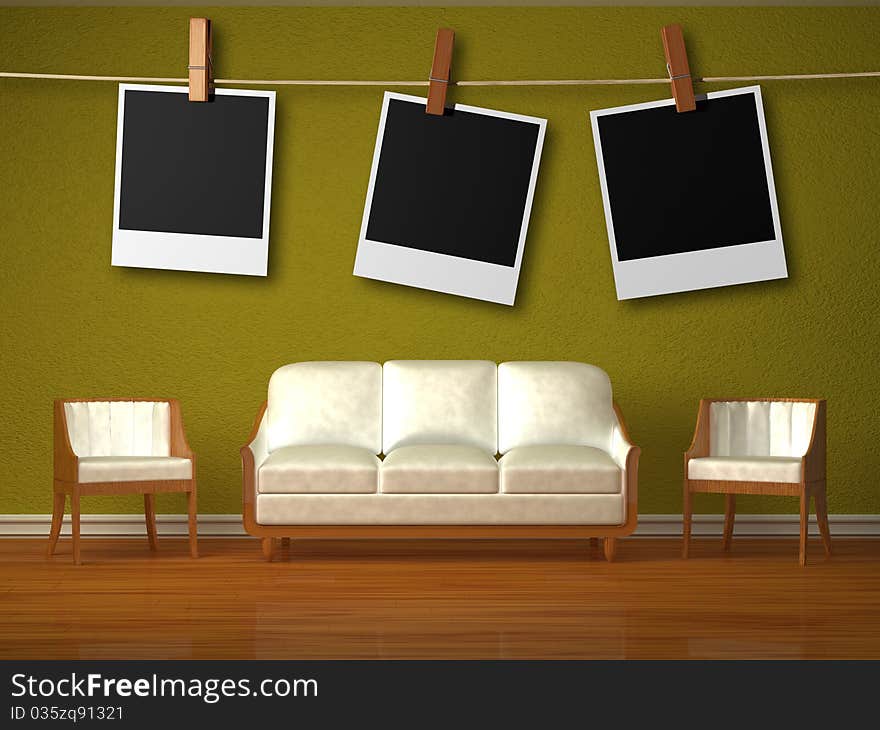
241,401,640,562
683,398,829,566
51,398,198,564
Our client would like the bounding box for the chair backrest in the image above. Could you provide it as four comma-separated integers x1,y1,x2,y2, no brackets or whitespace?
382,360,498,454
709,400,817,457
63,400,171,457
497,361,616,454
267,361,382,454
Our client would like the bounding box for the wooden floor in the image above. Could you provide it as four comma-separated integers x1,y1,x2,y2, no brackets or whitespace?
1,537,878,659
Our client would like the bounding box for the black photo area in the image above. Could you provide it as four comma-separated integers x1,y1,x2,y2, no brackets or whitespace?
366,99,541,267
597,92,776,261
119,90,270,239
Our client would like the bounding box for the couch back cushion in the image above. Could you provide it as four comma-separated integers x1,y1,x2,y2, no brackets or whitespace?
710,401,816,457
498,362,615,454
64,401,171,457
267,362,382,453
383,360,497,454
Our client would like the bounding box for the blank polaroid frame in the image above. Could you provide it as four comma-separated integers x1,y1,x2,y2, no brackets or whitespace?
354,92,547,305
112,84,276,276
590,86,786,300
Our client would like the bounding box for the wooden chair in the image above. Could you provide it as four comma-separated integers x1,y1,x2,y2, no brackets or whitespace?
683,398,829,567
51,398,198,564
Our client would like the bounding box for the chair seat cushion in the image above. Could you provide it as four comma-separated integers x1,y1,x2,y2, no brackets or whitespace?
688,456,802,483
499,445,621,494
77,456,192,483
380,445,498,494
259,445,379,494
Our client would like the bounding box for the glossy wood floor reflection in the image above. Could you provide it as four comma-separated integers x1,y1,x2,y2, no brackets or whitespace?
1,537,878,659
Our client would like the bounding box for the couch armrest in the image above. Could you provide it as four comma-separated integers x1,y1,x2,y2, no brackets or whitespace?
611,402,640,527
685,399,711,461
610,402,638,469
241,401,269,515
53,400,78,483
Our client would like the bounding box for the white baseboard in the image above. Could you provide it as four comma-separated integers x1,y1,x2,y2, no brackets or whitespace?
0,513,878,537
0,514,246,537
634,514,880,537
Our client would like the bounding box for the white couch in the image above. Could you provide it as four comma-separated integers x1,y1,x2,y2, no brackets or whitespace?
241,361,640,561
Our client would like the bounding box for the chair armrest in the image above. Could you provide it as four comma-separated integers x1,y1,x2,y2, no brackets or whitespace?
241,401,269,510
803,399,827,483
53,400,78,482
168,399,195,460
684,399,711,461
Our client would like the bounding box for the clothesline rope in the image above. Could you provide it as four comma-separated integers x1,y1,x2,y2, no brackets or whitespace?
2,70,880,86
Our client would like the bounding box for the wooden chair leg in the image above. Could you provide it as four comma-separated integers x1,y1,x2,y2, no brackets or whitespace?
722,494,736,551
682,483,693,559
603,537,617,562
47,491,66,558
144,493,159,552
71,489,81,565
187,488,199,558
262,537,275,562
799,491,810,567
815,486,832,557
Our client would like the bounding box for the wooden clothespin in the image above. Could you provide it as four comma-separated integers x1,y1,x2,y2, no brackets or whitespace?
188,17,213,102
426,28,455,116
661,24,695,113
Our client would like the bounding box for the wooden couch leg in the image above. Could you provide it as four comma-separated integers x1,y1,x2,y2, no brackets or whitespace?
262,537,275,562
603,537,617,562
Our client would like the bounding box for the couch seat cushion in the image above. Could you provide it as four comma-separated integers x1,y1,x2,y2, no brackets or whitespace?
380,445,498,494
77,456,192,483
259,445,379,494
499,445,620,494
688,456,802,483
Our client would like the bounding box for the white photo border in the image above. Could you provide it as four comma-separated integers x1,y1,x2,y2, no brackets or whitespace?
354,92,547,306
590,85,787,300
111,84,276,277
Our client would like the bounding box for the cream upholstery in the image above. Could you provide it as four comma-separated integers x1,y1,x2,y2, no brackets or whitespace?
248,360,635,528
64,401,170,457
256,493,625,525
267,362,382,454
497,362,616,454
77,456,191,483
380,445,498,494
710,401,816,457
259,445,379,494
499,445,620,494
382,360,497,454
688,456,803,483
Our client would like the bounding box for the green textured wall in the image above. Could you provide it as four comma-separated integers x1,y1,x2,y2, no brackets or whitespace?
1,7,878,516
